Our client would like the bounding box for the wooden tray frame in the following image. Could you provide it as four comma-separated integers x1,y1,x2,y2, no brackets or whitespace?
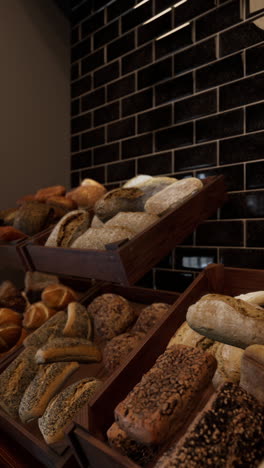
0,236,29,270
67,263,264,468
20,176,227,284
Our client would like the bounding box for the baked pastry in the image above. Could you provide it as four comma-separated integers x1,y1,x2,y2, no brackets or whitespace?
24,271,59,303
115,345,217,445
133,303,171,334
107,422,158,467
35,337,102,363
0,281,26,313
35,185,66,202
87,294,135,340
186,293,264,348
23,302,57,329
23,310,67,348
45,209,91,248
38,377,102,444
235,290,264,306
19,361,79,423
63,302,92,339
103,331,145,373
94,188,145,222
71,226,134,250
66,184,106,209
167,321,215,351
105,212,159,235
123,175,153,188
240,344,264,404
41,284,77,309
0,226,27,242
145,177,203,216
13,201,54,235
0,346,38,418
0,308,22,326
155,382,264,468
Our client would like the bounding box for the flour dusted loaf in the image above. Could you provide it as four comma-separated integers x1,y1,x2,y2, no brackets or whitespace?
187,293,264,348
41,284,77,309
167,321,215,351
133,303,171,334
136,177,177,203
19,361,79,423
23,310,66,348
62,302,92,339
94,187,145,221
115,345,216,445
145,177,203,216
35,337,102,363
123,175,153,188
105,212,159,235
0,346,38,418
71,226,134,250
155,382,264,468
45,209,91,248
87,293,135,340
103,331,145,373
38,377,102,444
240,344,264,404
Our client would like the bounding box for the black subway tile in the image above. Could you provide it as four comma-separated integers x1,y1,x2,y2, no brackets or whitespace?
174,0,215,27
71,75,91,98
246,43,264,75
246,102,264,133
138,57,172,90
94,20,119,49
155,252,174,269
94,61,119,87
81,127,105,149
196,221,243,246
246,0,264,17
174,90,217,124
122,2,152,33
246,161,264,190
81,166,105,184
71,37,91,62
107,32,135,62
155,23,192,60
220,132,264,164
94,102,119,127
94,0,110,11
138,152,172,176
71,99,80,116
122,44,153,75
71,63,79,81
71,113,91,134
138,11,172,46
81,49,105,74
71,135,79,153
122,89,153,117
246,221,264,247
71,151,92,170
107,0,136,21
174,247,218,270
155,122,193,151
155,269,194,293
71,2,93,25
107,117,135,142
196,165,244,192
94,143,120,165
71,26,79,45
174,38,216,75
122,134,153,159
71,171,80,188
220,73,264,110
138,105,172,133
220,248,264,269
155,0,177,14
220,17,264,57
221,191,264,219
107,74,135,102
155,73,193,106
196,54,243,91
81,10,104,38
136,271,154,289
196,109,243,143
174,143,217,172
82,88,105,112
196,0,242,41
107,159,136,182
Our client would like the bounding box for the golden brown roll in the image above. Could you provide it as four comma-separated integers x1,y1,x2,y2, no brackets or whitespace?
0,226,27,242
66,184,106,209
23,302,57,329
41,284,77,309
35,185,66,202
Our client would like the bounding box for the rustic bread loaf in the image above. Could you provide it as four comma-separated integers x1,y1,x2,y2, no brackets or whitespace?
240,344,264,404
0,207,19,225
103,331,145,373
167,321,215,351
91,215,104,228
137,177,178,203
71,226,134,250
186,293,264,348
94,188,145,222
115,345,217,445
41,284,77,309
235,290,264,305
0,226,27,242
62,302,92,339
23,310,67,348
87,293,135,340
35,185,66,202
123,175,153,188
35,337,102,363
0,336,8,352
81,178,105,188
145,177,203,216
38,377,102,444
0,346,38,418
211,342,244,389
0,281,26,313
24,271,60,303
133,303,171,334
105,212,159,235
22,302,57,329
155,382,264,468
13,201,54,236
66,184,106,209
0,308,22,326
46,196,77,218
45,209,91,248
19,361,79,423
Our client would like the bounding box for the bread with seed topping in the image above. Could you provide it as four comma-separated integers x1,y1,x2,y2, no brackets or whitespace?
23,310,66,348
35,337,102,363
62,302,93,339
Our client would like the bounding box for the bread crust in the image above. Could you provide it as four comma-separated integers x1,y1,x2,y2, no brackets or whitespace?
35,337,102,363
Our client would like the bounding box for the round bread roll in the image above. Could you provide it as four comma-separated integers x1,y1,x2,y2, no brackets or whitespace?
46,196,77,217
0,308,22,326
103,331,145,372
81,178,104,188
0,226,27,242
23,302,57,329
16,194,36,205
87,294,135,340
66,184,106,209
41,285,77,309
0,281,26,313
35,185,66,202
0,324,22,348
133,303,171,334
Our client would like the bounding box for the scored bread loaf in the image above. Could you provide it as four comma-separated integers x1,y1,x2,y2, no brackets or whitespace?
38,377,102,444
0,307,23,349
240,344,264,404
62,302,93,339
35,337,102,363
19,361,79,423
0,346,38,418
45,209,91,248
22,302,57,329
94,188,145,222
41,284,77,309
23,310,67,348
105,212,159,235
71,226,134,250
115,345,217,445
186,293,264,349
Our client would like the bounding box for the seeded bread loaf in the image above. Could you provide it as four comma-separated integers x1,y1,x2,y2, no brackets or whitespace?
103,332,145,373
63,302,93,339
133,303,171,334
105,212,159,235
115,345,217,445
23,310,67,348
71,226,134,250
45,209,91,248
35,337,102,363
38,377,102,444
240,344,264,404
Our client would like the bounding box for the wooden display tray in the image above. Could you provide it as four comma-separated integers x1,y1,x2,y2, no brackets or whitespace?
21,176,227,284
0,236,29,270
0,282,179,468
67,263,264,468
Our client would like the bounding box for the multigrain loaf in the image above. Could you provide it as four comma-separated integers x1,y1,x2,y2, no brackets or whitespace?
71,226,134,250
154,382,264,468
35,337,102,363
133,303,171,334
94,188,145,221
45,209,91,248
19,361,79,423
23,310,67,348
13,201,54,236
63,302,93,339
186,293,264,348
240,344,264,404
105,212,159,235
38,377,102,444
115,345,217,445
0,346,38,418
103,331,145,373
91,215,104,228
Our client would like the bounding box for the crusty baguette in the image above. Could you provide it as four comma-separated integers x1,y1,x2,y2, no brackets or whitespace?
23,310,67,348
38,377,102,444
240,344,264,404
19,361,79,423
235,290,264,305
35,337,102,363
62,302,92,339
115,345,216,445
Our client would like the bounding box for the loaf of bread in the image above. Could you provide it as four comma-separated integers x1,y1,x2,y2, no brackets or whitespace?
0,226,27,242
81,178,105,188
0,346,38,418
235,290,264,306
71,226,134,250
45,209,91,248
0,323,22,348
35,337,102,363
94,188,145,222
145,177,203,216
115,345,217,445
186,293,264,348
91,215,104,228
0,308,22,326
87,293,135,340
103,331,144,373
133,303,171,334
24,271,60,303
46,196,77,218
22,302,57,329
107,422,158,467
167,321,215,351
136,177,178,203
105,212,159,235
63,302,92,339
66,184,106,209
41,284,77,309
35,185,66,202
23,310,66,348
211,342,243,389
38,377,102,444
155,382,264,468
0,207,19,225
0,281,26,313
123,175,153,188
240,344,264,404
19,361,79,423
16,194,36,205
13,201,54,236
0,336,8,352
